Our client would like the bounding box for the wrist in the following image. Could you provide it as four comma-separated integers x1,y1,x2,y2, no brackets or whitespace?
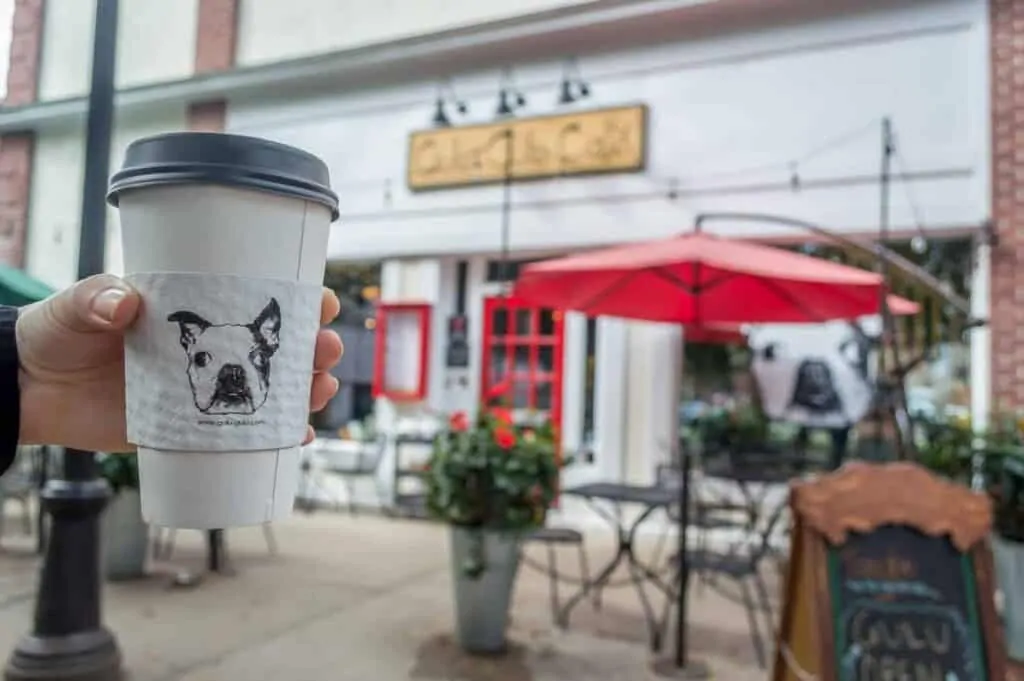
17,366,43,445
0,307,20,468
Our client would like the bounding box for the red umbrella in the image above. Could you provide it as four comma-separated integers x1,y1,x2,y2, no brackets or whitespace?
514,232,884,324
515,232,892,673
886,294,920,316
684,324,748,345
684,295,919,346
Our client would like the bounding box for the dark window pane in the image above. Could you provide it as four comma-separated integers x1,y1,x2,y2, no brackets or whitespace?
492,307,509,336
513,345,530,373
539,346,554,373
511,380,531,409
536,381,553,410
490,347,507,384
515,309,532,336
539,310,555,336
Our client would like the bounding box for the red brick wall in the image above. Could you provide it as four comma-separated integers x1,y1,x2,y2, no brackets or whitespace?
0,0,44,267
5,0,43,107
990,0,1024,412
194,0,238,74
187,100,228,132
188,0,237,132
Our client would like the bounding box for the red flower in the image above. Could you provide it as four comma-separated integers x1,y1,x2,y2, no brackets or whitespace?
486,381,510,400
494,427,516,450
490,408,513,426
449,411,469,432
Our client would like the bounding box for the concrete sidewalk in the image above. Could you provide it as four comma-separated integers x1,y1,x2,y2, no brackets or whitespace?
0,512,769,681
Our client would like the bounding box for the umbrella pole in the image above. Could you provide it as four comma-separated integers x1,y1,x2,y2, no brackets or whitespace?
654,303,710,679
654,446,710,678
675,448,690,667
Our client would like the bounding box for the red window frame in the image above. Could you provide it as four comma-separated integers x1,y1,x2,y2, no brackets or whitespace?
480,295,565,434
371,302,431,402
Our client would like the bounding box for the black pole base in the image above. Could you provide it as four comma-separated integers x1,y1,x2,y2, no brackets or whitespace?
4,628,121,681
651,657,711,679
5,477,122,681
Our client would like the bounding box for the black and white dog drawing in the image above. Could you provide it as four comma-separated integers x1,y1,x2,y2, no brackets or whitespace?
751,320,878,428
167,298,281,416
787,359,844,415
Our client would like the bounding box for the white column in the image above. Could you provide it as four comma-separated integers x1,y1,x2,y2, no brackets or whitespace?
969,240,991,433
594,317,628,481
624,321,683,485
375,258,443,502
465,257,489,423
969,239,992,492
560,311,587,455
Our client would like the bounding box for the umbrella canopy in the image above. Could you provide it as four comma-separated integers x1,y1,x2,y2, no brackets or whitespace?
885,294,920,316
514,233,885,324
0,264,53,307
688,294,921,344
684,324,748,345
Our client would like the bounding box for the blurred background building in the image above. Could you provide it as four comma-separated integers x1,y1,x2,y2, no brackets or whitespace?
0,0,1009,495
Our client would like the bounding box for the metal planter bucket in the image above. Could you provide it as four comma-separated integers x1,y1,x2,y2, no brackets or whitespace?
993,534,1024,660
449,526,521,654
101,490,149,581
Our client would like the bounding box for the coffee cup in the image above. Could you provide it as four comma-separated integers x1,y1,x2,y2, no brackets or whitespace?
107,132,339,529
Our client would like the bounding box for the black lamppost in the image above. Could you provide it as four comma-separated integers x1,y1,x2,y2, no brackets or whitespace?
495,68,527,287
5,1,123,679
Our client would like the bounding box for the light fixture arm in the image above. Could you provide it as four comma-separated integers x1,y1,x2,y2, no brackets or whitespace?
693,211,974,318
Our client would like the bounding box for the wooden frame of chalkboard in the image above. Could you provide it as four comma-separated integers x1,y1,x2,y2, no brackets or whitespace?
771,462,1005,681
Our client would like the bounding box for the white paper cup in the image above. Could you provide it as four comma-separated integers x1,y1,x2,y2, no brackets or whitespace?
108,133,339,529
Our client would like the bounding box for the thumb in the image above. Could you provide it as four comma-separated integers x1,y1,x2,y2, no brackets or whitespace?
48,274,141,333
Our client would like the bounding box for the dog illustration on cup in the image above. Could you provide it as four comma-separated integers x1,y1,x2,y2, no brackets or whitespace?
167,298,281,415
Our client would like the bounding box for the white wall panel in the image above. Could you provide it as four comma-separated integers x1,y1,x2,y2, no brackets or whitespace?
236,0,597,67
25,125,86,289
25,104,188,288
228,0,989,262
37,0,198,102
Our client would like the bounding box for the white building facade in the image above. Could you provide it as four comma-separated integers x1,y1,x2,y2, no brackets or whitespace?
0,0,1007,501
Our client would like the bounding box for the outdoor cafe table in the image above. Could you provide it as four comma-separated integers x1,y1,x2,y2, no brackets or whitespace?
557,482,679,652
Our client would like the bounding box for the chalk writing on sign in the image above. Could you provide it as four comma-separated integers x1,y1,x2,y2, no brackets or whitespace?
841,603,974,681
832,526,984,681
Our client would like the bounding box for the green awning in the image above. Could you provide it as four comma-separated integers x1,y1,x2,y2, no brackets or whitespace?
0,265,53,307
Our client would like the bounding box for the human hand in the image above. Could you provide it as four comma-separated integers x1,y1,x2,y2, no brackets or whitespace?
15,274,343,452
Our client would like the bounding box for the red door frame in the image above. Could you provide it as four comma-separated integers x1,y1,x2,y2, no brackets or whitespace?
480,295,565,435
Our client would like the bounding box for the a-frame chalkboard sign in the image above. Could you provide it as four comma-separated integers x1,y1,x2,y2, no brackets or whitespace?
771,462,1006,681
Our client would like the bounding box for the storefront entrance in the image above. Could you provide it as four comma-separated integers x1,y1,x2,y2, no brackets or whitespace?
481,295,565,432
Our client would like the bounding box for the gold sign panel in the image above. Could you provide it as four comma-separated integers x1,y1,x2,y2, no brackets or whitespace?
406,105,648,191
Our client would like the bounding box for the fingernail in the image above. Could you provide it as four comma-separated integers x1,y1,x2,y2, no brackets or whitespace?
90,288,127,323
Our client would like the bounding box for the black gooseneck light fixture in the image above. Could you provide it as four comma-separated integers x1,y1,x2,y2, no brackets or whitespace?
496,67,527,119
557,58,591,105
432,79,469,127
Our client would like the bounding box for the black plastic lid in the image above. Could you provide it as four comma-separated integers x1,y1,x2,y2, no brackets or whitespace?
107,132,340,221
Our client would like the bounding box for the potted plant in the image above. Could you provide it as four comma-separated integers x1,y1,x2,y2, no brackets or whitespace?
916,411,1024,659
98,452,148,580
424,406,560,654
989,439,1024,661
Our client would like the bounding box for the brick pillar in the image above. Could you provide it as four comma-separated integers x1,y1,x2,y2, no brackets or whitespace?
990,0,1024,413
187,100,228,132
0,0,44,268
188,0,237,132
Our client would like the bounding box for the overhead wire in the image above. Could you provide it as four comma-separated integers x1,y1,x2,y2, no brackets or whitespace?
335,118,888,216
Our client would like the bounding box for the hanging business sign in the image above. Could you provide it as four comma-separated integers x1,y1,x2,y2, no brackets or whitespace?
445,314,470,369
406,104,648,191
